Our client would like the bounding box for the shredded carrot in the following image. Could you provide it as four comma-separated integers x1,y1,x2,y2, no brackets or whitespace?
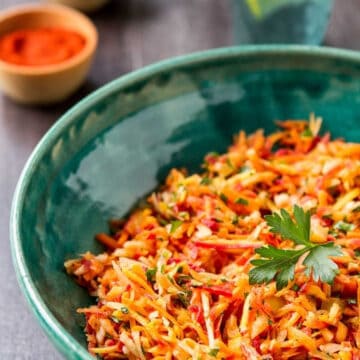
65,116,360,359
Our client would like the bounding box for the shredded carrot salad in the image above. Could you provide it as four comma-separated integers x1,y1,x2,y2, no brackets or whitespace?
65,116,360,360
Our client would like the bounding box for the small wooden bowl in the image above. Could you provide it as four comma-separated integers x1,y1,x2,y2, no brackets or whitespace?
0,4,98,105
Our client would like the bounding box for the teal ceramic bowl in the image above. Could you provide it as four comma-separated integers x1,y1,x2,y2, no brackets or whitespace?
11,45,360,359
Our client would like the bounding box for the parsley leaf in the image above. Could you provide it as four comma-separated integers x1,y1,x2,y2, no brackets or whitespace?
232,214,239,225
235,197,249,205
220,193,228,204
303,243,342,284
226,158,234,169
301,127,313,137
250,246,306,290
146,267,157,284
200,177,212,185
208,348,219,357
265,205,311,246
250,206,342,290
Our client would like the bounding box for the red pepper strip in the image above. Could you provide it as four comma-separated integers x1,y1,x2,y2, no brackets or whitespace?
225,356,238,360
201,218,219,231
213,314,224,338
307,135,321,152
236,254,249,266
259,232,280,247
200,285,233,297
251,336,262,353
193,238,263,252
188,304,205,326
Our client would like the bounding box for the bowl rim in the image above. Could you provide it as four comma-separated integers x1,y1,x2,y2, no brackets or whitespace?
0,4,98,75
10,45,360,359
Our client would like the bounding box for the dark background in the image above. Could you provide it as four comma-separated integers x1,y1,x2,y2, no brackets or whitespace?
0,0,359,358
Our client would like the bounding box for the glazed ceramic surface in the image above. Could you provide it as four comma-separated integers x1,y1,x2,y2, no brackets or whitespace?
11,46,360,359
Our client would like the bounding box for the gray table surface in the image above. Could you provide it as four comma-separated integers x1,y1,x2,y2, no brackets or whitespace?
0,0,359,359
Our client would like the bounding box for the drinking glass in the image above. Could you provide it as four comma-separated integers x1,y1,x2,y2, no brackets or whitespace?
233,0,334,44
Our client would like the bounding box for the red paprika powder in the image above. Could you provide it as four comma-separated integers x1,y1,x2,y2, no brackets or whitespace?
0,27,86,66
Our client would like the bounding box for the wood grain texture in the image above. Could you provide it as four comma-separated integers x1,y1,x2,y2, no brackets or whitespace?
0,0,357,358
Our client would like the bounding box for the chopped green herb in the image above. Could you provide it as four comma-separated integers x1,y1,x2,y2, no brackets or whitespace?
353,206,360,213
249,206,342,290
200,177,212,185
301,127,313,137
334,221,355,233
232,214,239,225
170,220,183,233
226,158,234,169
162,249,171,259
160,264,166,274
292,284,300,291
121,306,129,314
220,193,228,204
235,197,249,205
176,275,192,285
239,165,250,173
167,275,175,284
177,266,183,273
355,249,360,257
179,211,189,220
176,291,192,308
208,348,220,357
214,218,223,223
146,267,157,284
